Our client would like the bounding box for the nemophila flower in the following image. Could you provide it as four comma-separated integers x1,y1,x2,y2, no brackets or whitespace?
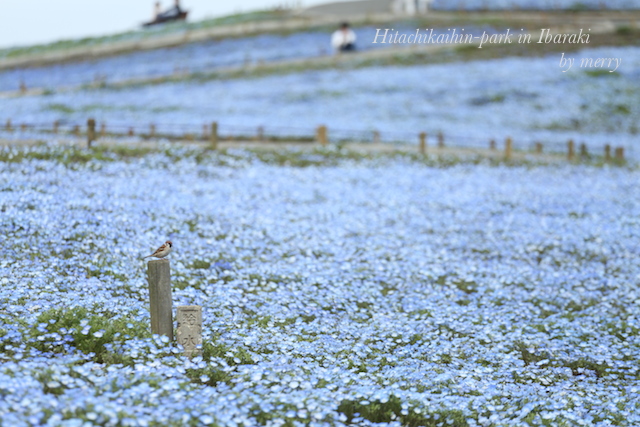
0,147,639,424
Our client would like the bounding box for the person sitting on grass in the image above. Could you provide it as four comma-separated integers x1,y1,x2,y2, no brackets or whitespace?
331,22,357,53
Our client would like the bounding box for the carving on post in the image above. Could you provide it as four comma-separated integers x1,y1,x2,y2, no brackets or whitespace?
176,306,202,357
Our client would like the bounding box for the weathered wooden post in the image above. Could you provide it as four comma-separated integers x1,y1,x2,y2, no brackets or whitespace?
176,306,202,357
5,119,12,132
209,122,218,150
147,260,173,340
316,125,328,146
567,139,575,161
604,144,611,162
100,122,106,138
87,118,96,148
614,147,624,162
53,120,59,134
257,126,264,142
419,132,427,155
72,125,80,137
437,132,444,148
20,123,27,132
505,137,513,160
579,143,588,159
19,81,27,94
489,139,496,150
150,124,156,138
535,142,543,154
128,127,135,137
202,124,209,140
372,130,380,144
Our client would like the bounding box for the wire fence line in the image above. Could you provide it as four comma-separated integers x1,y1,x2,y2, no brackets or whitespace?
0,117,632,161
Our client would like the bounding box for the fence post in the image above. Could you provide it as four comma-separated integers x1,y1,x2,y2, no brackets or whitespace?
147,260,174,340
567,139,575,161
614,147,624,162
20,123,27,132
128,127,135,137
53,120,59,134
535,142,543,154
437,132,444,148
505,137,512,160
176,306,203,358
150,124,156,138
72,125,80,137
257,126,264,142
202,124,208,141
5,119,11,132
100,122,106,138
87,118,96,148
210,122,218,149
419,132,427,155
579,143,588,159
19,81,26,94
489,139,496,150
316,125,328,146
604,144,611,162
372,130,380,144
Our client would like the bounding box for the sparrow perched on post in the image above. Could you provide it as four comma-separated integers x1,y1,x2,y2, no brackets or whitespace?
143,241,172,259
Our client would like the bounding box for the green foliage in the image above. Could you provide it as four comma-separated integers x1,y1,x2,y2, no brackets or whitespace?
337,395,468,426
30,306,150,364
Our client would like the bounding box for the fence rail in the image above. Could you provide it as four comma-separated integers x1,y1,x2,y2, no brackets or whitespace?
0,117,630,162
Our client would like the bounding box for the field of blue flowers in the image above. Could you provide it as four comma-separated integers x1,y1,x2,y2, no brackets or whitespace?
3,45,639,157
0,145,639,426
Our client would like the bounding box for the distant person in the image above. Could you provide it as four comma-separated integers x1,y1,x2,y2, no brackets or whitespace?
331,22,356,53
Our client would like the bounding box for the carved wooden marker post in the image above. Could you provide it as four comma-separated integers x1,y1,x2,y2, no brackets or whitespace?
147,260,174,340
176,306,203,357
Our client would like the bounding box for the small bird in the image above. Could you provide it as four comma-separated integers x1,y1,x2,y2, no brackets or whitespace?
143,241,172,259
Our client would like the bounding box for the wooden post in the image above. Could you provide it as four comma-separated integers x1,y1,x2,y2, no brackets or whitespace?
615,147,624,161
100,122,106,137
419,132,427,155
372,130,380,144
150,124,156,138
535,142,543,154
604,144,611,162
437,132,444,148
202,124,208,140
316,125,328,146
53,120,59,134
147,260,174,340
87,118,96,148
19,81,27,94
128,127,134,137
567,139,575,161
209,122,218,149
505,137,512,160
579,143,588,159
72,125,80,136
176,306,202,358
489,139,496,150
257,126,264,142
20,123,27,132
5,119,11,132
